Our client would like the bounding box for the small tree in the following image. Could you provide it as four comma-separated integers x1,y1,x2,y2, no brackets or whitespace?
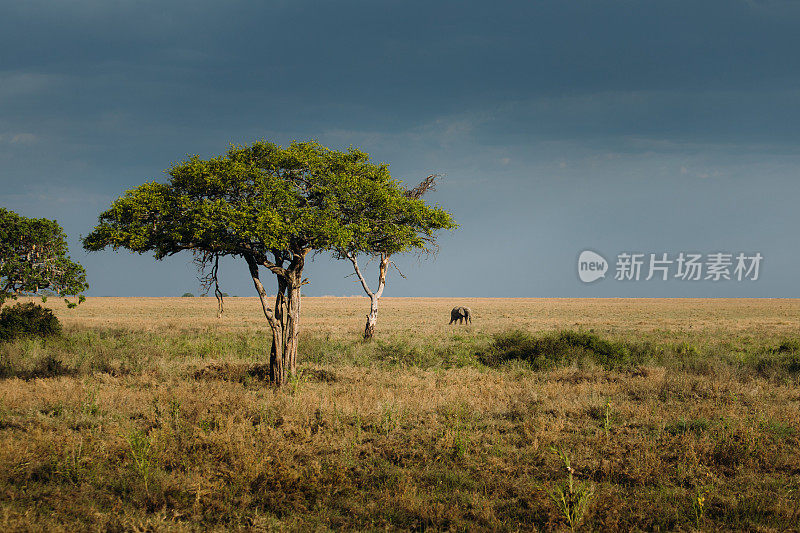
83,140,454,385
343,174,450,340
0,208,88,308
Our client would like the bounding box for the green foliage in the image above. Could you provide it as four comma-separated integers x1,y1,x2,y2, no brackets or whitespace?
776,339,800,372
83,140,455,261
0,302,62,341
481,330,644,369
0,208,88,307
741,338,800,379
181,292,195,297
126,429,154,494
777,339,800,353
692,486,713,529
547,447,594,532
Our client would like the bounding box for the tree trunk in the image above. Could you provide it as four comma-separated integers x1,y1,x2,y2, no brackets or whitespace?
247,256,287,386
350,253,389,341
364,295,378,340
285,282,301,376
215,288,224,318
246,251,306,386
269,326,286,385
271,277,287,384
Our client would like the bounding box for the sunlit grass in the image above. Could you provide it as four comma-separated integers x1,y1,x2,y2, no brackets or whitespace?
0,297,798,530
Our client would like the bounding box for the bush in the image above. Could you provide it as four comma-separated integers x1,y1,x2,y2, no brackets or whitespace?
376,339,429,367
777,339,800,355
746,339,800,378
775,338,799,370
0,303,62,341
480,330,644,370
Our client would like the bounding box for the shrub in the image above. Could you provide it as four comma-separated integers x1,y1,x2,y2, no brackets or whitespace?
376,339,428,366
744,339,800,379
775,339,800,374
480,330,642,370
0,303,62,341
777,339,800,355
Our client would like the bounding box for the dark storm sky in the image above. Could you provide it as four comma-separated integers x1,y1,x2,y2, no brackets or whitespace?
2,0,799,297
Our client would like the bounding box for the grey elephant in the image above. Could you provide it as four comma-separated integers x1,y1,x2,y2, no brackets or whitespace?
449,306,472,324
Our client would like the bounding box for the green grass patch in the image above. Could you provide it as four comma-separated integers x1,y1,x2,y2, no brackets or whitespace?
479,329,651,370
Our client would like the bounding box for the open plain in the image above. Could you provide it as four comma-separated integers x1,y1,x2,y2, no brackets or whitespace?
1,297,799,531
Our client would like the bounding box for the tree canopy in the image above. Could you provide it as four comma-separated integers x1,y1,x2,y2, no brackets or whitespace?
84,141,453,259
0,208,88,307
84,140,455,383
343,174,447,340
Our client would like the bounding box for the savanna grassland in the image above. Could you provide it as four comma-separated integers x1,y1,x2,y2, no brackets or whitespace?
1,297,800,532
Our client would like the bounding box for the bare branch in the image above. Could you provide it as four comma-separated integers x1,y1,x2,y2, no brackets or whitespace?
389,260,407,279
404,174,439,199
346,252,374,297
245,254,279,331
195,251,226,317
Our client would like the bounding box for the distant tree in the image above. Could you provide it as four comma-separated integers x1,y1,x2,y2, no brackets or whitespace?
83,140,453,385
0,208,87,308
340,174,453,340
181,292,195,297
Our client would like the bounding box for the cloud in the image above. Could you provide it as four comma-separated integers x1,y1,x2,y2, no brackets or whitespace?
10,133,37,144
679,165,724,179
0,132,37,144
0,72,62,101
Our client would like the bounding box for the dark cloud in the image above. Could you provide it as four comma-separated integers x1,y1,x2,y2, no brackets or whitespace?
1,0,798,296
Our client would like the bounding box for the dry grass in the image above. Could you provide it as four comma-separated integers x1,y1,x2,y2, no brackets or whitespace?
43,296,800,337
1,297,799,531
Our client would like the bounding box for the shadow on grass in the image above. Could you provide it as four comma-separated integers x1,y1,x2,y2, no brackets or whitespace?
193,363,338,384
0,352,77,380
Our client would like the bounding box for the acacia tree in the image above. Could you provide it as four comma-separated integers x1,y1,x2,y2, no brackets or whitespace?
0,208,88,308
83,140,454,385
343,174,449,340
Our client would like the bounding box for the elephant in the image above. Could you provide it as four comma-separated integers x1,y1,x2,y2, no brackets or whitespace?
449,306,472,324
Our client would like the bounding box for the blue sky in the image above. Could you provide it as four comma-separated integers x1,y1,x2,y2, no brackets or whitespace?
1,0,799,297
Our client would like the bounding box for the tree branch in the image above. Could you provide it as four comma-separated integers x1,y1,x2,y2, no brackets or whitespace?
374,253,389,299
259,258,289,279
389,260,407,279
346,252,374,298
245,254,279,330
237,245,289,279
1,280,15,294
404,174,439,199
